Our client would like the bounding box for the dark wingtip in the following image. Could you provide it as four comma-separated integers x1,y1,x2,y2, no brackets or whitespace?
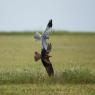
47,19,52,28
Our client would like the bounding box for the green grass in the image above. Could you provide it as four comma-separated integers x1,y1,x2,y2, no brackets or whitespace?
0,32,95,95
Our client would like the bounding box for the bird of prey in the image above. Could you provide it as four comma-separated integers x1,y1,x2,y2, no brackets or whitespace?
34,19,54,76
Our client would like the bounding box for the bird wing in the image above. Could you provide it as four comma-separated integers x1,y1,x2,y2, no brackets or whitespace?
34,32,41,41
34,19,53,41
42,20,54,76
44,19,52,33
41,56,54,76
41,48,54,77
42,19,53,38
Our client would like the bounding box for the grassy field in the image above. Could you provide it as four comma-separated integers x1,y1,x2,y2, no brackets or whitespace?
0,32,95,95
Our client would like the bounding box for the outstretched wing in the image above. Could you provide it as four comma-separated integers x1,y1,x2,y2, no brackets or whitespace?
41,20,54,76
42,19,53,38
41,49,54,77
45,19,52,32
45,61,54,77
41,56,54,77
34,19,52,41
34,19,54,76
46,19,52,29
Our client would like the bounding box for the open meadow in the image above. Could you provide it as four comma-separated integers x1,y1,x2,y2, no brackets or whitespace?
0,32,95,95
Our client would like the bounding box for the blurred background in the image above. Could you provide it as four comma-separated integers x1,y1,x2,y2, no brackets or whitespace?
0,0,95,32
